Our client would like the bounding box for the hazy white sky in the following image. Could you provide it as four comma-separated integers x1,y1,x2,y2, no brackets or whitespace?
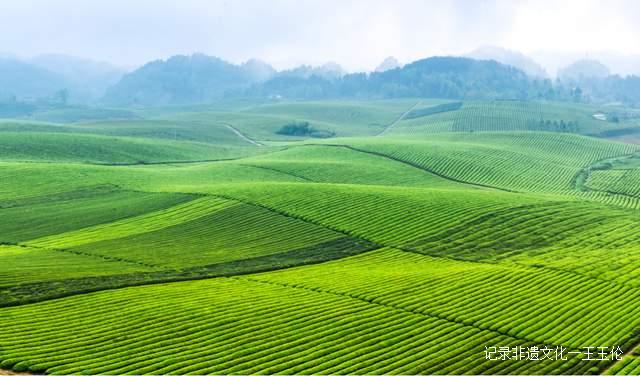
0,0,638,70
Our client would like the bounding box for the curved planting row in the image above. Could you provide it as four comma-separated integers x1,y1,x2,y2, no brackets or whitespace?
505,223,640,287
68,199,346,269
0,276,588,375
0,245,152,287
576,190,640,210
407,200,640,261
251,248,640,351
218,182,640,262
0,131,262,164
216,182,540,247
218,183,640,287
27,196,233,249
340,132,639,194
451,101,545,133
390,101,544,135
588,169,640,198
605,352,640,375
0,188,194,244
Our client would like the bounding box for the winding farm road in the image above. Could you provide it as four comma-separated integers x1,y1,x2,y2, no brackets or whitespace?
377,100,421,136
222,123,263,146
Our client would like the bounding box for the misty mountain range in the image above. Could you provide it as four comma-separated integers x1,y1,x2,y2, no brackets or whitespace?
1,48,640,107
466,46,548,78
0,54,125,103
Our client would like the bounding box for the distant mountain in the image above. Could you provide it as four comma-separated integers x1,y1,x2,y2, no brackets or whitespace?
30,54,126,103
375,56,401,72
0,58,68,99
103,54,550,105
278,62,346,80
555,59,640,106
467,46,547,78
558,59,611,82
367,56,537,98
252,56,547,101
103,53,277,106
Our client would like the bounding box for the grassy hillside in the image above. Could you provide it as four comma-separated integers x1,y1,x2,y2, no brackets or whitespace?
162,99,424,141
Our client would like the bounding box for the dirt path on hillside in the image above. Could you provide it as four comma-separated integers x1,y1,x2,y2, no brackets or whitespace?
222,123,263,146
572,151,640,193
377,100,421,136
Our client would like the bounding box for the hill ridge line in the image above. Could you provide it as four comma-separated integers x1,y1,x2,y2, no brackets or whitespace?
237,163,315,182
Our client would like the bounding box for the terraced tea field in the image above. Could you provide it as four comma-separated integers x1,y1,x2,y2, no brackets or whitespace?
2,98,640,375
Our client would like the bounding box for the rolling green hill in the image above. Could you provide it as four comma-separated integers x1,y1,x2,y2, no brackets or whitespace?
324,132,639,195
390,100,635,136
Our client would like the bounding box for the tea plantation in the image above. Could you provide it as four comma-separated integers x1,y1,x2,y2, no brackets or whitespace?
2,99,640,374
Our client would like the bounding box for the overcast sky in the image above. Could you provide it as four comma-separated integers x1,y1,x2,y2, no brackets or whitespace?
1,0,639,71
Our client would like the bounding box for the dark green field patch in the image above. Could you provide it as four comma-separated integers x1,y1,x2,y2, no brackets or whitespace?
0,189,194,243
0,237,377,307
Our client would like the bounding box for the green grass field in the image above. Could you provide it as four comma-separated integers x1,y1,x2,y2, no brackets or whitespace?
2,98,640,374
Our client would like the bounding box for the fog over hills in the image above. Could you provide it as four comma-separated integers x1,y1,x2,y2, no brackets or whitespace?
531,51,640,78
0,54,126,103
30,54,126,102
467,46,548,78
102,54,546,105
1,46,640,108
